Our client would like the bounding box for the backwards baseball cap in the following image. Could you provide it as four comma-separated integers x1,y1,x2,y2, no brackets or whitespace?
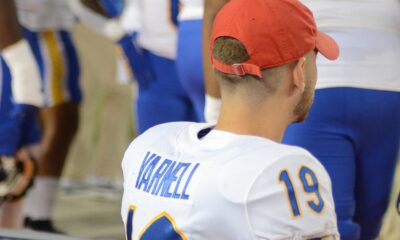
211,0,339,78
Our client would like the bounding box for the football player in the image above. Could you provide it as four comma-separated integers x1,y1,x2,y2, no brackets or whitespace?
0,0,42,228
121,0,340,239
6,0,82,233
70,0,200,134
175,0,206,123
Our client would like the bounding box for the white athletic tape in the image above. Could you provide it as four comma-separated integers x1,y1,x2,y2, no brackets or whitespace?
2,39,44,107
102,19,126,42
204,94,221,124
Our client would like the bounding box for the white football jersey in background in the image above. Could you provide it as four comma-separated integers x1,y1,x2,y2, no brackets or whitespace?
121,122,339,239
301,0,400,92
15,0,75,31
179,0,203,20
120,0,178,59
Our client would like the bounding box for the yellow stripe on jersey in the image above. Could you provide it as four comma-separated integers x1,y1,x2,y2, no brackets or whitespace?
42,31,65,106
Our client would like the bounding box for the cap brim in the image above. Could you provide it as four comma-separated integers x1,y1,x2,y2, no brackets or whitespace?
316,31,339,60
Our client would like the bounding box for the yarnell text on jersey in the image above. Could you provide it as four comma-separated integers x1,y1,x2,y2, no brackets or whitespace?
135,151,200,200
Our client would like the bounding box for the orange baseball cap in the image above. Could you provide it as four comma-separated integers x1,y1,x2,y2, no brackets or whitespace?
211,0,339,78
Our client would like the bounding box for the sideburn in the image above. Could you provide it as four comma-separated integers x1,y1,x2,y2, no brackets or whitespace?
293,79,314,123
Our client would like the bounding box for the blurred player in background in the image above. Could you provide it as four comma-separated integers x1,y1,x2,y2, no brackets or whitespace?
177,0,225,124
70,0,199,134
121,0,340,239
176,0,206,122
202,0,226,124
0,0,42,229
282,1,400,239
7,0,82,233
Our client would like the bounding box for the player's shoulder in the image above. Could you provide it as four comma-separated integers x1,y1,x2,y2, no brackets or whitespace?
259,139,314,157
251,142,330,189
144,121,195,134
274,143,323,167
228,133,315,158
123,122,204,164
239,138,322,170
244,144,338,239
256,141,326,171
218,140,332,208
131,121,195,144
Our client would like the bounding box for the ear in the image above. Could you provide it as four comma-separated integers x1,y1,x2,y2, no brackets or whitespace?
290,57,307,97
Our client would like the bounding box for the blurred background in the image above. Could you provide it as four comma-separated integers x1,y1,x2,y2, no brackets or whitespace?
53,23,133,240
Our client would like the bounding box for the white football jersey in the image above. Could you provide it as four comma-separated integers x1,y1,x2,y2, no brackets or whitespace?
121,0,178,59
15,0,75,31
179,0,203,20
301,0,400,92
121,122,339,240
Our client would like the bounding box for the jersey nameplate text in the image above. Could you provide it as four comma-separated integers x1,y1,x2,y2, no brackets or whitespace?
135,151,200,200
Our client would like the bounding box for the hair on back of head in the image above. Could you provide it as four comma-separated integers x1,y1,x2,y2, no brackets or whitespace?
212,37,285,97
212,37,250,64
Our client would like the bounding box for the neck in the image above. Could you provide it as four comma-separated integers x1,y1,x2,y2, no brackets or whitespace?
215,99,292,142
